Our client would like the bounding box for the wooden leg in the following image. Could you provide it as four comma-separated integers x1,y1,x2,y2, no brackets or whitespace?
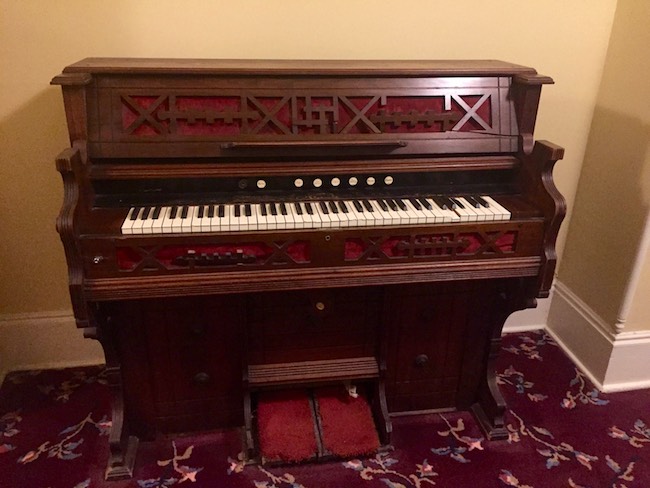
86,322,140,480
471,335,508,440
104,366,139,480
471,280,535,441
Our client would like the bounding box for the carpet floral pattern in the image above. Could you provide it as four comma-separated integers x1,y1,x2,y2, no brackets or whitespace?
0,330,648,487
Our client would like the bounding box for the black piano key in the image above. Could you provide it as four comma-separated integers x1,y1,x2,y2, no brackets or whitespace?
245,204,252,217
409,198,422,210
140,207,151,220
319,201,329,214
218,205,225,218
270,203,278,216
396,199,408,211
418,198,432,210
197,206,205,218
362,200,374,212
338,201,349,213
152,206,162,219
305,202,314,215
260,203,267,216
386,199,398,211
432,197,449,210
353,200,363,212
234,204,241,217
474,195,490,207
450,197,464,209
170,206,179,219
180,206,189,219
378,200,389,211
465,196,481,208
280,203,288,215
294,202,303,215
129,207,141,220
207,205,215,218
328,201,339,213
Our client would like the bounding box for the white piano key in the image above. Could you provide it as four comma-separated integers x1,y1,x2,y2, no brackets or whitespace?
151,207,165,233
315,201,332,228
131,207,148,234
265,203,278,230
376,200,398,225
302,202,318,228
393,199,412,225
427,198,459,223
366,200,387,226
326,201,342,227
230,204,244,232
180,206,194,233
161,207,174,234
291,202,305,229
254,204,266,230
482,196,511,220
200,205,213,231
142,207,157,234
345,201,365,227
121,207,138,234
209,205,222,232
170,207,184,233
273,203,286,229
336,201,351,227
280,203,295,229
359,200,378,226
190,205,205,232
403,199,426,224
450,198,476,222
416,199,439,223
248,204,259,231
455,197,482,222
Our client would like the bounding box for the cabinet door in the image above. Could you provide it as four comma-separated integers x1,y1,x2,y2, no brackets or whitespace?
384,282,493,413
247,287,381,365
113,295,245,435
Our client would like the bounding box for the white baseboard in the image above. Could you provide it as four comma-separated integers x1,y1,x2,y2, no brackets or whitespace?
0,310,104,384
547,280,650,392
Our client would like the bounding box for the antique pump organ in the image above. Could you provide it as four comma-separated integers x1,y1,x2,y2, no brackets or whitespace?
51,58,565,479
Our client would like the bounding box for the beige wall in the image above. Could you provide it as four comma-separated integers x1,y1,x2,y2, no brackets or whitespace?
1,1,618,371
558,0,650,332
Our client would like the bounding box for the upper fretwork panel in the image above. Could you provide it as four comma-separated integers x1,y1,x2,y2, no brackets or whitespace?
52,59,553,159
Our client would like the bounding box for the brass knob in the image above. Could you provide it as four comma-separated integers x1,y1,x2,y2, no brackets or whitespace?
92,255,105,265
315,301,326,311
193,372,210,384
414,354,429,367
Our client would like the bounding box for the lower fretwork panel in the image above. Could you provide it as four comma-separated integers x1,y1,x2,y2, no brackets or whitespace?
104,279,508,437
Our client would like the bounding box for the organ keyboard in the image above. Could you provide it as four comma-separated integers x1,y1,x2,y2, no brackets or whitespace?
121,195,511,234
52,59,565,479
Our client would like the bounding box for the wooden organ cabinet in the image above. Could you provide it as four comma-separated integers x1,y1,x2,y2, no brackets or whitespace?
51,59,565,479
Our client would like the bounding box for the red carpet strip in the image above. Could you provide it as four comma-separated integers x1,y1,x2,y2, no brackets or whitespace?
315,386,380,458
256,390,318,462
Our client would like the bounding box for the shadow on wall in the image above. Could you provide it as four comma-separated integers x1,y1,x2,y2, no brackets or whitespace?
0,87,71,313
558,105,650,325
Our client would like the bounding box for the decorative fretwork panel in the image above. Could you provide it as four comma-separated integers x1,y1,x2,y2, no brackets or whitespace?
344,231,517,262
117,89,502,139
116,241,310,272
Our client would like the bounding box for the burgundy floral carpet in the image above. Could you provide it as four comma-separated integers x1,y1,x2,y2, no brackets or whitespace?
1,330,648,488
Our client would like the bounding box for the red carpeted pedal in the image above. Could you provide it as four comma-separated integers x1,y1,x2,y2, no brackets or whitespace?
315,386,380,458
256,390,318,462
